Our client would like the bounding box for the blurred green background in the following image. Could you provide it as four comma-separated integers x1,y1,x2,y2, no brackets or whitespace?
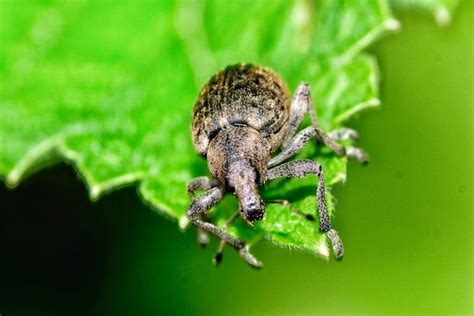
0,1,472,316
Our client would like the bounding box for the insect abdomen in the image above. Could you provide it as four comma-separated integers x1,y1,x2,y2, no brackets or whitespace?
192,64,290,155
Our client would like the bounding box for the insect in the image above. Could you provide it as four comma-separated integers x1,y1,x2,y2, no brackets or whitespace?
187,64,367,268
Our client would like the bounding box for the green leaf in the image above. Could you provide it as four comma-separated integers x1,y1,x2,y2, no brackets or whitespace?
390,0,459,25
1,0,399,260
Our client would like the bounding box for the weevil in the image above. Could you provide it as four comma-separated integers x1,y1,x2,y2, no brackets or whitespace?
187,64,367,268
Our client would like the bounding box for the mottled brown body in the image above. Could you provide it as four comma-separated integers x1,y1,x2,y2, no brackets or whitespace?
192,64,290,156
192,64,292,221
187,63,368,267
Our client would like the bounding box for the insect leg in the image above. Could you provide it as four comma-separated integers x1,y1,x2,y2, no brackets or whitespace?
270,123,367,167
269,126,316,167
213,211,239,267
187,176,220,197
187,176,220,247
267,159,344,259
284,83,368,163
186,187,262,268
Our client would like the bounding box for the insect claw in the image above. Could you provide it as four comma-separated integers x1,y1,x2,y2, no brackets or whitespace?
346,146,369,165
345,128,359,140
330,127,359,141
239,246,263,269
213,239,226,267
327,229,344,260
213,252,224,267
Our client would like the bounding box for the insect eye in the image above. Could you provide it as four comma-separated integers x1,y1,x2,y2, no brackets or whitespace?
208,127,221,141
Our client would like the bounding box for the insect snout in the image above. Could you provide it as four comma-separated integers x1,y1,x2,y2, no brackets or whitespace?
240,194,265,222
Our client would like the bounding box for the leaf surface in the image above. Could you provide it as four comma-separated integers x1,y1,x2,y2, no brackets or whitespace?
0,0,399,258
391,0,459,25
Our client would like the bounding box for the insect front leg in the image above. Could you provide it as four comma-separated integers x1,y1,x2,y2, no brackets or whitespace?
186,187,262,268
187,176,220,247
187,176,220,197
267,159,344,259
282,83,368,163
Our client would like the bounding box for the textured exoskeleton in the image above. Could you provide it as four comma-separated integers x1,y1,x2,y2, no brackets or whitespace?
188,64,367,268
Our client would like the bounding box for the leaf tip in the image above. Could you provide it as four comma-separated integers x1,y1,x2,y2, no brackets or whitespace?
435,6,451,26
90,185,102,201
317,238,330,260
384,18,401,32
331,172,347,185
335,98,381,124
6,171,21,189
179,216,190,230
